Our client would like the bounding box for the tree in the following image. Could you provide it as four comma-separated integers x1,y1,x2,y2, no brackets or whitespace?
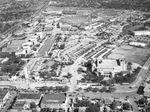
103,107,107,112
39,71,51,79
123,103,131,110
74,108,79,112
77,67,85,74
30,102,37,108
57,22,60,28
108,87,116,93
85,103,100,112
146,103,150,112
100,87,107,93
50,70,57,77
92,88,99,92
63,73,72,82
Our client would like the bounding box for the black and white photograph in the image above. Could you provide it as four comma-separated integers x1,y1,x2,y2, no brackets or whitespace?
0,0,150,112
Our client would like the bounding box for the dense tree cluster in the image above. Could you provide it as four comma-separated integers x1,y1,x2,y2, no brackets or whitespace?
0,11,33,22
113,67,141,84
41,108,64,112
0,55,25,76
39,70,57,80
84,86,116,93
81,71,104,83
38,86,68,93
51,0,150,12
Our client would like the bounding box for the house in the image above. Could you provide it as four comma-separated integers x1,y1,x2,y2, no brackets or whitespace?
0,90,10,109
17,93,42,105
94,59,126,78
41,93,66,109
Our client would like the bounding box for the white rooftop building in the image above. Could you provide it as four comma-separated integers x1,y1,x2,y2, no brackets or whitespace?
95,59,126,78
134,31,150,36
129,42,147,47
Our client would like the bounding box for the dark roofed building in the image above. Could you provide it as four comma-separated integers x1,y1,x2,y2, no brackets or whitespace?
41,93,66,109
62,10,77,15
0,90,10,108
17,93,42,105
12,101,26,110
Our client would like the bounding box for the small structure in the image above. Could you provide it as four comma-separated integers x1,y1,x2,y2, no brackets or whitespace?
41,93,66,109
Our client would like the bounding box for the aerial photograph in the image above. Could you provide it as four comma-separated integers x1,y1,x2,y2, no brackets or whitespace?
1,0,150,112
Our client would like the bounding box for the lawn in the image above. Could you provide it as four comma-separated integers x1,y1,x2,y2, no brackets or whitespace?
108,45,150,65
60,15,89,26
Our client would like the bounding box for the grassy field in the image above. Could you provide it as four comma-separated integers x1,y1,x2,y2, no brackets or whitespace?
60,15,90,26
108,45,150,65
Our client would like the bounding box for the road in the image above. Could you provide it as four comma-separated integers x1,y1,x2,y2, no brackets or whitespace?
115,57,150,93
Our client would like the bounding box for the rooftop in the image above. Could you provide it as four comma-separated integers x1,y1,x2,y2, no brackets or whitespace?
97,59,121,68
12,101,25,109
41,93,66,104
3,40,26,53
17,93,41,100
0,90,8,100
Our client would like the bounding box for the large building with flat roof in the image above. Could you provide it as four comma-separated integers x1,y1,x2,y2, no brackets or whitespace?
41,93,66,109
134,31,150,36
95,59,126,78
17,93,42,105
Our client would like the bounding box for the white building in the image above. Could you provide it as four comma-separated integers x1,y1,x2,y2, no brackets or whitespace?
129,42,147,47
15,49,31,56
95,59,126,78
36,32,46,39
26,35,38,45
134,31,150,36
22,42,33,49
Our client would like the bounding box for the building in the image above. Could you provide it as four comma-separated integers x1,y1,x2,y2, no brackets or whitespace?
95,59,126,78
2,40,26,53
62,10,77,15
10,101,32,112
129,42,147,47
134,31,150,36
41,93,66,109
36,32,46,39
0,90,10,109
26,35,39,45
17,93,42,105
44,25,54,31
133,35,150,42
